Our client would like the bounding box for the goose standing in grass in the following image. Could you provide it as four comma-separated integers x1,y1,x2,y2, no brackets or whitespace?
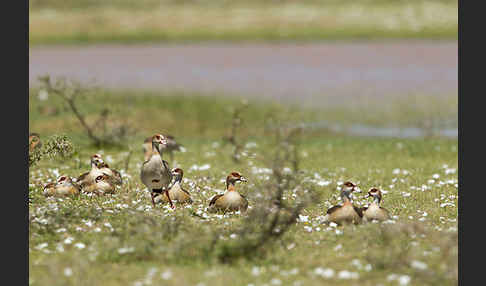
143,134,183,162
361,188,390,222
81,174,116,195
29,133,42,152
141,134,174,208
77,154,105,188
43,176,80,197
208,172,248,213
324,181,363,225
157,168,193,205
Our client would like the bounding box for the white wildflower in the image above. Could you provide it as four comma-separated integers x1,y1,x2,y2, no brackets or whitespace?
64,267,73,277
398,275,411,285
35,243,48,250
316,180,331,186
38,89,48,101
337,270,359,279
314,267,334,278
297,215,309,223
445,168,456,174
440,202,455,208
411,260,428,270
64,237,74,244
118,247,135,254
74,242,85,249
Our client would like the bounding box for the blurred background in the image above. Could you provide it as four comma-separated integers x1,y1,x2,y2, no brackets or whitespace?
29,2,459,285
29,0,458,141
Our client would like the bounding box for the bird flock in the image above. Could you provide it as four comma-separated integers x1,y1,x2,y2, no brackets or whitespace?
33,133,390,225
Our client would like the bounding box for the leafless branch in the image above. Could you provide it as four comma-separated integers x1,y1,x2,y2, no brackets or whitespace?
222,100,248,162
38,75,135,147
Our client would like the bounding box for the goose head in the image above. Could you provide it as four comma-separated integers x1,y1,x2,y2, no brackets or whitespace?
340,181,357,201
171,168,184,183
151,134,168,153
226,172,248,188
90,154,104,168
366,187,383,204
56,175,72,186
29,133,41,151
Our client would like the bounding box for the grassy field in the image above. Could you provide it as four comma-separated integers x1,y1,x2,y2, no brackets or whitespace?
29,0,457,45
29,87,457,285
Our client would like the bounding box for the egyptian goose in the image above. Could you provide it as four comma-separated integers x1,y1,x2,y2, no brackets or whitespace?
77,154,105,188
143,135,182,162
157,168,193,205
81,173,116,195
324,181,363,225
361,188,390,222
29,133,42,153
208,172,248,213
43,176,80,197
97,160,123,186
141,134,174,208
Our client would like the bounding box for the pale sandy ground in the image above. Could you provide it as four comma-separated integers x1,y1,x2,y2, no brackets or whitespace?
29,41,457,104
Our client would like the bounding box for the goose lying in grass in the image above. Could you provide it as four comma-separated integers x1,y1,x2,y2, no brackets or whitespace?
208,172,248,213
361,188,390,222
157,168,193,205
43,176,80,197
324,181,363,225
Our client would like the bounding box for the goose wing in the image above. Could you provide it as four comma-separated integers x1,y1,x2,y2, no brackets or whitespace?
77,172,89,183
326,204,342,215
209,194,224,207
110,168,123,185
353,205,364,217
380,207,391,218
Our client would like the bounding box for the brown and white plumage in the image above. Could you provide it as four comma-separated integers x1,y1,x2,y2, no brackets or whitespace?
43,176,80,197
81,174,116,195
157,168,193,205
143,135,182,162
97,161,123,186
324,181,363,225
77,154,105,188
141,134,174,208
29,133,42,153
208,172,248,213
361,188,390,222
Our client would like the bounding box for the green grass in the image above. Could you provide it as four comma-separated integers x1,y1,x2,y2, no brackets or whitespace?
29,0,457,45
29,88,457,139
29,89,457,285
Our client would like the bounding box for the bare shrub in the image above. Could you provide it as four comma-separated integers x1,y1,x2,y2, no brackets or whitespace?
29,134,74,167
222,99,249,163
214,127,317,264
38,75,136,147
